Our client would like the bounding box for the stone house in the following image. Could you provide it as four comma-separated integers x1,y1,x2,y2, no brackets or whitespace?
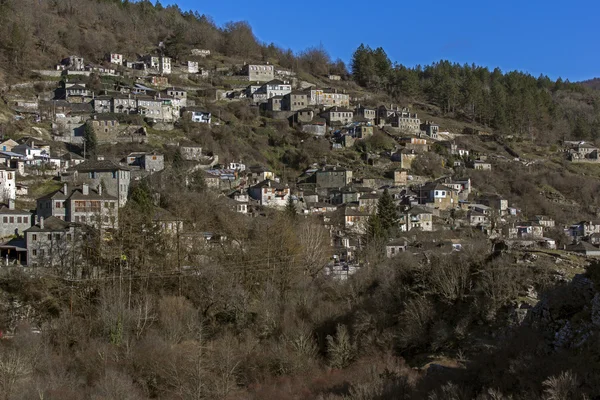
394,170,408,185
248,179,290,208
570,221,600,239
377,105,420,133
421,121,439,139
63,82,92,103
566,241,600,256
0,140,18,152
242,64,275,81
532,215,555,229
125,152,164,173
90,114,120,139
355,105,376,123
251,80,292,103
37,183,118,230
113,95,138,114
399,207,433,232
391,148,417,170
302,121,326,136
307,88,350,107
24,216,83,267
472,160,492,170
0,200,32,238
61,55,85,71
282,91,309,111
386,238,408,258
310,166,353,189
180,145,203,161
468,210,489,227
320,107,353,125
343,207,370,234
358,192,379,213
355,125,374,139
294,108,315,123
267,96,283,111
504,222,544,240
137,95,174,122
66,159,131,207
60,152,85,171
93,96,112,113
418,183,458,210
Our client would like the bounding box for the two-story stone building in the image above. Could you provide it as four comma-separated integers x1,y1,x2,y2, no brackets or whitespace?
66,159,131,207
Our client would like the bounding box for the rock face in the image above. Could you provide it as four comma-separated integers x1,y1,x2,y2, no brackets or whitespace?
527,274,597,350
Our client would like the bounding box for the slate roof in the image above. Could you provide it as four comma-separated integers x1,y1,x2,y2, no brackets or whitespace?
70,159,130,172
25,216,72,232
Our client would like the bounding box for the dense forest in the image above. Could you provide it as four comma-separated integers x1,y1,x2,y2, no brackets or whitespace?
351,45,600,142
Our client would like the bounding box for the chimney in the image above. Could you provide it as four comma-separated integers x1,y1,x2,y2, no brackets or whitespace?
8,199,14,210
63,183,68,194
39,216,44,229
82,183,89,196
98,184,102,196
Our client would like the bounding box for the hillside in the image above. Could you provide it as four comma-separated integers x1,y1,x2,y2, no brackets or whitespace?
1,1,600,400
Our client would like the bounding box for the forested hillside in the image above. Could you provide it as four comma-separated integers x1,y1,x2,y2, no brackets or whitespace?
351,45,600,142
1,0,599,145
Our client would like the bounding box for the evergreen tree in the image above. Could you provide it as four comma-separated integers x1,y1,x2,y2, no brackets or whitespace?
285,195,296,220
377,189,398,236
83,122,97,157
367,214,384,240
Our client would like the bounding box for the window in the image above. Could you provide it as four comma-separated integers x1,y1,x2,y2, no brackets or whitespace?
16,217,21,223
32,234,37,241
47,234,51,240
56,202,61,208
54,234,60,241
32,250,37,256
2,217,6,223
9,217,13,223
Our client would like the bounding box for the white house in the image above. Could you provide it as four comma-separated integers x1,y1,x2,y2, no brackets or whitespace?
0,168,16,200
248,179,290,208
187,61,199,74
184,108,211,124
109,53,123,65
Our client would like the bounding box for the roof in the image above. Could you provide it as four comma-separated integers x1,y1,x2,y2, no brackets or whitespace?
323,106,353,113
70,159,130,172
25,216,72,233
420,183,458,192
568,241,600,254
265,79,287,85
61,152,84,161
251,179,287,190
0,205,31,215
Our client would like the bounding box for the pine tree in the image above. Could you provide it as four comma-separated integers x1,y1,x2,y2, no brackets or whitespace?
377,189,398,236
83,122,97,157
285,195,296,220
367,214,384,240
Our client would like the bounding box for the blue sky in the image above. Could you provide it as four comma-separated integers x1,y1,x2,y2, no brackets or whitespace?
162,0,597,81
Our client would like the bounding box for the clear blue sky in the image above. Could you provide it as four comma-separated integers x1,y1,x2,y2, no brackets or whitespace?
162,0,597,81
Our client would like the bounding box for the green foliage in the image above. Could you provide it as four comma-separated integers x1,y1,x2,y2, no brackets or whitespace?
129,180,154,217
377,189,398,236
285,196,296,220
83,122,97,157
367,214,384,240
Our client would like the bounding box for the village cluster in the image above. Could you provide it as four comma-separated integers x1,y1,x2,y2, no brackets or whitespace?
2,49,600,276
